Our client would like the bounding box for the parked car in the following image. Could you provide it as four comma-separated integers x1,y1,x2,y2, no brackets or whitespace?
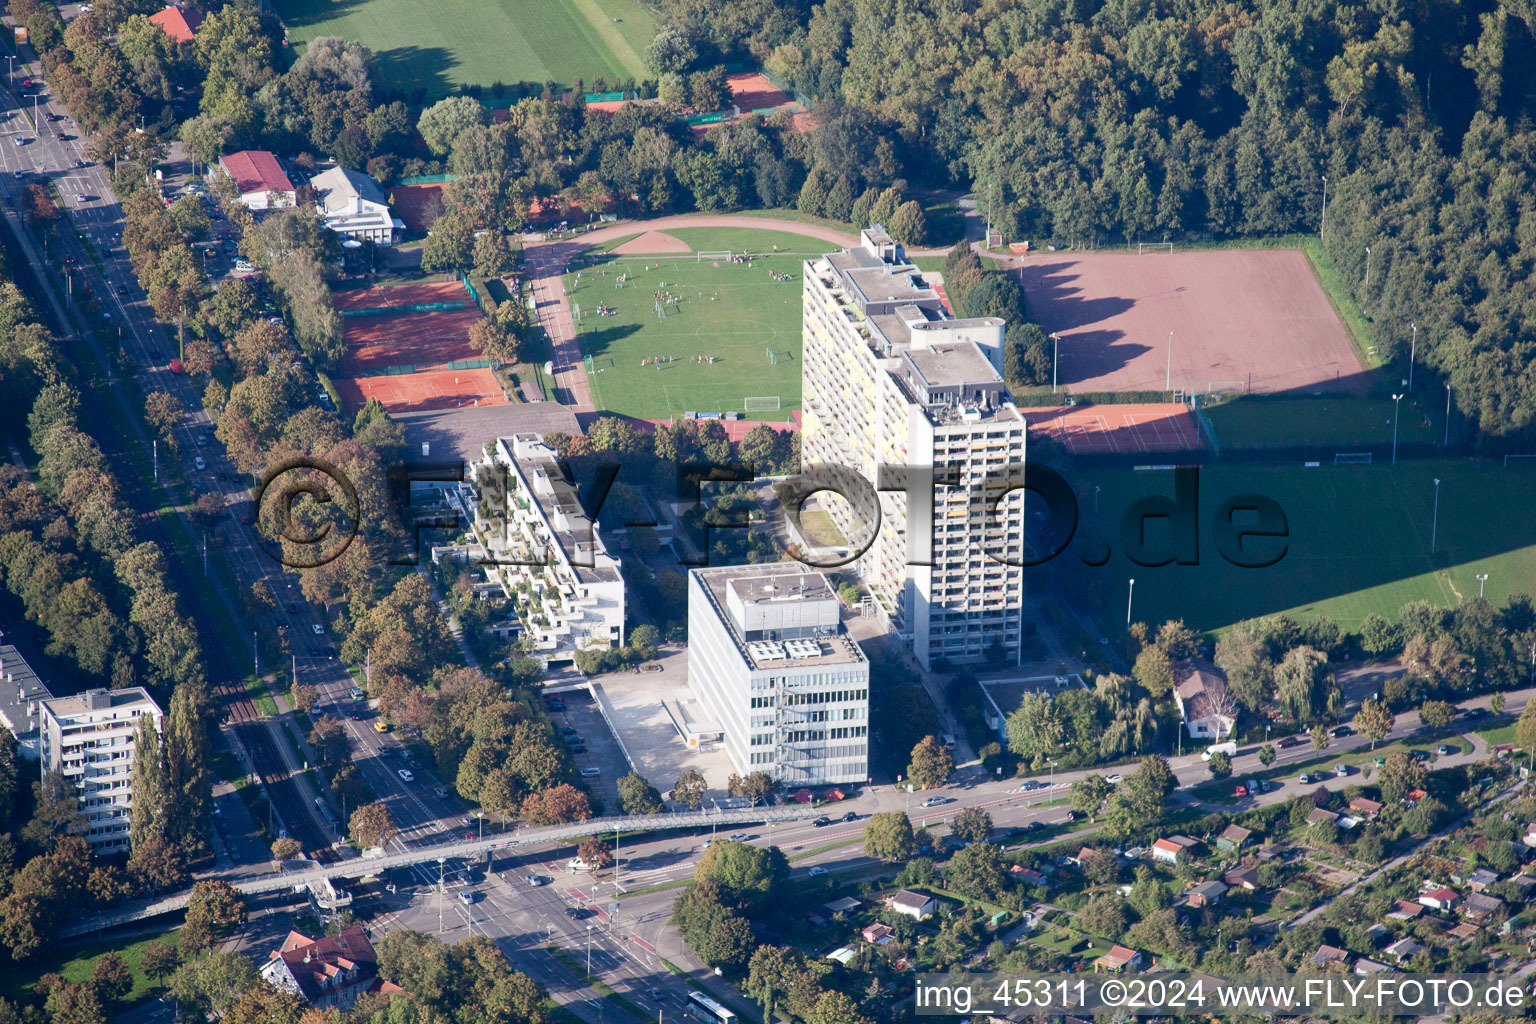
1334,764,1349,777
571,745,587,754
1104,773,1124,784
580,767,601,778
194,456,206,471
1436,744,1451,755
1332,725,1355,737
1464,706,1490,719
311,623,324,635
1298,772,1312,784
1235,785,1249,797
1278,735,1302,748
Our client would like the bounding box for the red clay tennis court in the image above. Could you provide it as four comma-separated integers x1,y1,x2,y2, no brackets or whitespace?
335,367,508,414
1023,403,1204,454
334,279,469,311
339,307,482,376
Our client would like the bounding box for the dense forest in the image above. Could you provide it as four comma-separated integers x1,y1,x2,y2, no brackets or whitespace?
648,0,1536,438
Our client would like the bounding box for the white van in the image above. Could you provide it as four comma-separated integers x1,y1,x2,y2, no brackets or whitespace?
567,857,593,872
942,734,957,750
1201,741,1238,760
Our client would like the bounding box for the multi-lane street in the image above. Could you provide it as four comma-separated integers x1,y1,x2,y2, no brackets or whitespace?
0,39,470,862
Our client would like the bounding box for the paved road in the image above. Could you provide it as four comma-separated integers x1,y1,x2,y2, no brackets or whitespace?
0,32,467,860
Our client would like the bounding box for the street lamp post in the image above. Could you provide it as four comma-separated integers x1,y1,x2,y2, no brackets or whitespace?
476,810,484,842
1126,578,1135,627
1165,331,1173,391
1478,573,1489,599
1320,175,1327,239
1364,247,1371,296
1391,393,1405,465
1444,383,1452,446
1094,485,1100,515
1051,333,1059,394
1431,478,1440,553
1409,322,1416,392
587,923,595,975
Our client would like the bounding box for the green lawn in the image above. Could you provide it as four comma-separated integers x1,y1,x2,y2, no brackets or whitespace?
565,230,806,420
0,927,181,1006
1066,459,1536,632
275,0,653,99
1205,395,1441,451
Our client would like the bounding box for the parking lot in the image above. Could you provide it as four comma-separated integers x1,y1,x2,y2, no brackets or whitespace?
544,690,626,813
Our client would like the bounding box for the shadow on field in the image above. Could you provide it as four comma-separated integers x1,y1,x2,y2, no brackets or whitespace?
374,46,458,102
580,323,645,362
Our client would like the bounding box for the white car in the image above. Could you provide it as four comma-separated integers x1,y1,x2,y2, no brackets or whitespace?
311,624,324,636
1105,773,1124,784
567,857,592,872
808,866,828,877
396,768,414,782
73,193,86,203
579,767,601,778
193,456,205,471
727,832,749,842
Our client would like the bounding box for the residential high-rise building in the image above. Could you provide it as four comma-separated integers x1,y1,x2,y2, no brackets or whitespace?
38,687,164,852
688,562,869,785
802,227,1028,668
474,434,625,664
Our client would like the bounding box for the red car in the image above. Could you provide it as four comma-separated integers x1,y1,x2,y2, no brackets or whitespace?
1277,735,1302,748
1234,785,1249,797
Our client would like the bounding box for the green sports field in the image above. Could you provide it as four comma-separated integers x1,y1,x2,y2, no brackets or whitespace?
1061,459,1536,633
275,0,653,99
1204,395,1442,451
565,229,814,421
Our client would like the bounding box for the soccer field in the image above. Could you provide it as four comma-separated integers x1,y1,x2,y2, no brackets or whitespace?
1061,459,1536,633
564,230,811,421
275,0,652,99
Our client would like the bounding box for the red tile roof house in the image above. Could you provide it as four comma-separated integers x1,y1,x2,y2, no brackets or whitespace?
1152,836,1198,864
260,926,400,1011
148,4,202,43
1418,887,1459,911
1348,797,1383,818
1092,944,1142,973
218,151,297,211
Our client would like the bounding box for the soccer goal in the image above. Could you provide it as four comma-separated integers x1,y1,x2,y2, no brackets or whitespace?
1207,380,1245,397
1334,452,1373,464
744,396,781,412
1504,453,1536,466
1138,242,1174,254
698,250,732,262
765,346,777,365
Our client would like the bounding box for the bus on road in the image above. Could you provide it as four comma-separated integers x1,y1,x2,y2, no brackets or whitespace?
686,992,737,1024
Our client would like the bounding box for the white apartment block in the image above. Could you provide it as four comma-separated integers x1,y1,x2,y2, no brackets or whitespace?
688,563,869,786
802,227,1028,669
474,435,625,665
39,687,163,852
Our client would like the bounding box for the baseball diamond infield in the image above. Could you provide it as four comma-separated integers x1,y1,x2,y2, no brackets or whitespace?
1017,248,1367,396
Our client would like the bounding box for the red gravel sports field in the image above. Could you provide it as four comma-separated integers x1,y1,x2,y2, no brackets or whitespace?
1022,404,1202,454
1016,249,1366,396
334,279,469,311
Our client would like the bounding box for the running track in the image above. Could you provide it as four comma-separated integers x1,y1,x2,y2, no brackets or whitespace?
524,214,1002,415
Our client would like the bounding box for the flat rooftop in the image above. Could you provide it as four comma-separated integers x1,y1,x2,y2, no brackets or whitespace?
42,686,159,721
694,563,866,670
903,341,1002,387
727,572,836,606
0,645,52,739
